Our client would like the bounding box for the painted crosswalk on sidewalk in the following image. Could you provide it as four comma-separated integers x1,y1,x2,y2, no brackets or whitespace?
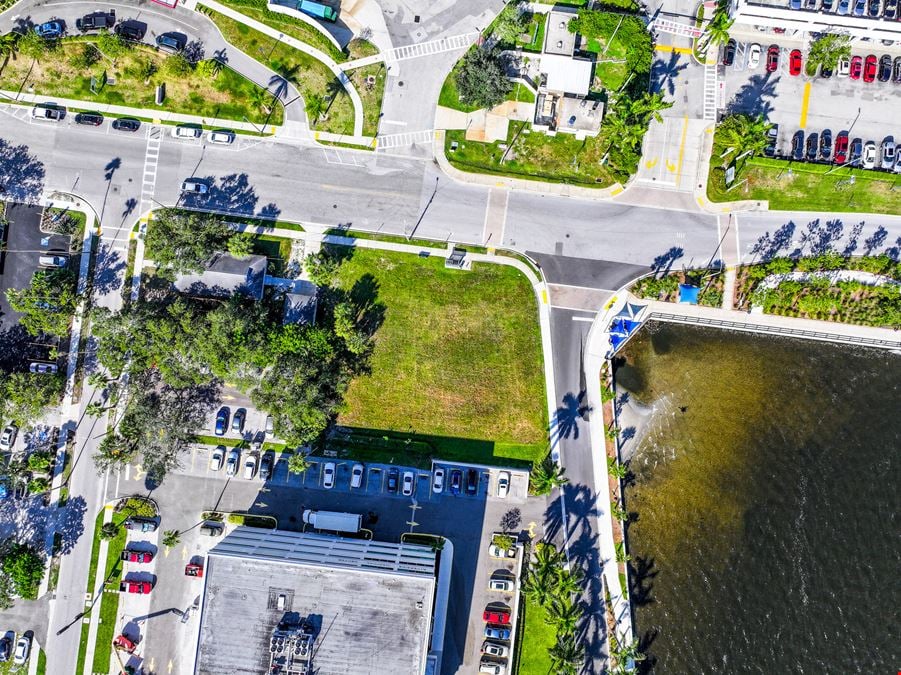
376,129,434,149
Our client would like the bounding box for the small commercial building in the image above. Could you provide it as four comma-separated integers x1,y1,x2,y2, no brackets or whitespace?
174,253,267,300
193,527,440,675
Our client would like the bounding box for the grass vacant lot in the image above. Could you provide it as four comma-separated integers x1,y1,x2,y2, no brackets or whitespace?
0,39,281,125
447,121,615,187
334,248,547,465
201,6,355,134
346,62,386,137
518,596,555,675
708,157,901,214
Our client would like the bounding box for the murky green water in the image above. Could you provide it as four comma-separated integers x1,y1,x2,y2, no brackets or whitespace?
617,323,900,674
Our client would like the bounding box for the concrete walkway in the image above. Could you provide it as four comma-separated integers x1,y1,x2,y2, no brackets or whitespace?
199,0,365,137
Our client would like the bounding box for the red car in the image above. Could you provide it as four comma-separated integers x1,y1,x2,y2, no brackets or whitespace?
834,133,849,164
863,54,877,82
849,55,862,80
121,549,154,564
789,49,802,76
113,635,136,653
185,563,204,578
766,45,779,72
483,610,511,624
119,580,153,594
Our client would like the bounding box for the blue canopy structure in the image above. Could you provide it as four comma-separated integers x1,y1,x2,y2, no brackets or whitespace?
678,284,700,304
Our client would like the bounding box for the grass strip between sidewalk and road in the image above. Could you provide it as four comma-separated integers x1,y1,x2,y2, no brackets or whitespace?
517,596,555,675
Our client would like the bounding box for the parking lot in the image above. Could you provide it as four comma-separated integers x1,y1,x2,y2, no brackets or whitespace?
722,41,900,161
107,451,541,675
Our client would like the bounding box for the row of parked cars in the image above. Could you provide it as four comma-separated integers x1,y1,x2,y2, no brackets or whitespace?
786,130,901,171
32,11,186,50
724,42,901,83
788,0,899,18
0,632,31,665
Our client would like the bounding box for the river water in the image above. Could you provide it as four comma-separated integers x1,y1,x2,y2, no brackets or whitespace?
616,322,900,674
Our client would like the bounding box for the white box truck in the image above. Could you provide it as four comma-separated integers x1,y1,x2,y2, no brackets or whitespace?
301,509,362,534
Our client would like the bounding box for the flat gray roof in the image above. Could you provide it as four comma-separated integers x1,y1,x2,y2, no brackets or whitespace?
174,253,267,300
544,10,576,56
195,529,436,675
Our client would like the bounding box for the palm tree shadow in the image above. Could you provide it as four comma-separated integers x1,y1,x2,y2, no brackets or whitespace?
649,51,688,97
551,390,591,443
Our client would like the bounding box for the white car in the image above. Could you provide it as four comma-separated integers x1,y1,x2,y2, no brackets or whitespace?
747,43,761,69
29,362,58,374
172,125,202,139
894,152,901,174
0,425,17,451
401,470,415,496
243,455,257,479
32,104,64,121
496,471,510,499
837,56,851,76
208,129,235,145
862,141,877,169
432,467,445,494
481,641,509,658
350,463,364,488
479,661,506,675
488,578,513,592
880,138,895,170
13,635,30,665
226,448,240,476
209,446,225,471
488,544,516,559
322,462,336,489
181,179,208,194
38,255,68,268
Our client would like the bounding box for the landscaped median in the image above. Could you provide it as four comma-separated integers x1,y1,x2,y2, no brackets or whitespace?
0,31,282,125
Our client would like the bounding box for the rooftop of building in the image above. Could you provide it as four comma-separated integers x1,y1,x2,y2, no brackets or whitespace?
174,252,267,300
544,10,577,56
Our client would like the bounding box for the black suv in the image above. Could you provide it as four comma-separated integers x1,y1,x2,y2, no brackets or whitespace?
722,39,736,66
877,54,892,82
465,469,478,495
791,130,804,161
155,33,185,53
112,118,140,132
75,112,104,126
76,11,115,31
115,21,145,41
386,468,399,493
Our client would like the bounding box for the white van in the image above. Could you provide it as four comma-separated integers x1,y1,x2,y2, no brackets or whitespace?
172,125,202,139
39,255,68,268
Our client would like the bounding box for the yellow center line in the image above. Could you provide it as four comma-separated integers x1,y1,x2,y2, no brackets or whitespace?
675,115,690,189
655,45,693,55
798,82,812,129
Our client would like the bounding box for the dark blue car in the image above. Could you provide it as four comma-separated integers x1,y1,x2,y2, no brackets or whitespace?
36,21,63,38
449,469,462,495
214,407,229,436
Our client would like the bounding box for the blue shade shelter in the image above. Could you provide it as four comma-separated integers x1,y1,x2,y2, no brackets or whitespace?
678,284,700,304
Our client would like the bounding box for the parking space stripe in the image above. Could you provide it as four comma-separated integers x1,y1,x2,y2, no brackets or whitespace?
799,82,812,130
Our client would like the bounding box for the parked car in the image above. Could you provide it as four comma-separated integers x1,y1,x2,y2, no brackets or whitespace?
173,125,202,139
482,641,510,658
853,0,866,14
121,549,154,563
821,0,833,8
226,448,240,476
849,137,863,164
0,425,17,451
387,467,399,493
789,49,802,76
29,362,58,374
75,112,104,126
184,562,204,578
432,468,445,494
449,469,462,495
834,133,849,164
885,0,899,17
36,22,63,38
77,11,115,32
766,44,780,72
863,54,877,82
199,521,224,536
115,22,145,41
894,153,901,174
789,0,801,8
849,55,863,79
322,462,336,488
231,408,246,432
243,455,257,479
484,625,511,641
868,0,881,15
489,578,513,592
209,446,225,471
123,516,158,532
38,254,67,268
13,635,30,665
488,544,516,558
862,141,877,169
881,137,895,170
32,104,64,121
214,408,229,435
0,637,10,662
181,179,208,195
350,463,364,488
264,415,274,436
401,470,415,496
877,54,892,82
894,56,901,83
747,43,761,69
764,124,779,157
208,130,236,145
819,129,832,161
805,132,818,161
837,0,851,13
496,471,510,498
112,118,140,132
260,452,273,480
466,469,478,495
791,130,804,161
837,56,850,77
479,661,506,675
155,32,185,53
722,39,736,66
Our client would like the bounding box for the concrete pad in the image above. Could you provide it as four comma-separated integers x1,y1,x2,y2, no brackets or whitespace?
483,113,510,143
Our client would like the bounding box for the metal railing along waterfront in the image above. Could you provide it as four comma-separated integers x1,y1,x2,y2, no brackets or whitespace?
648,312,901,350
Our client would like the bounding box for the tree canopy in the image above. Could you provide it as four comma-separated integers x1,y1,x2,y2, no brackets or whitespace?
0,371,66,428
144,209,247,275
5,268,78,337
714,113,773,163
807,34,851,73
455,47,512,110
0,541,44,602
491,1,532,45
568,10,653,76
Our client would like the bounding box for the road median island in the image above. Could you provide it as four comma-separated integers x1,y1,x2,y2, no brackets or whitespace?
0,33,283,125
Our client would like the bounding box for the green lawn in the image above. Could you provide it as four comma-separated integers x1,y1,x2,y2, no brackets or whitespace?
0,38,282,125
517,596,555,675
214,0,346,62
707,157,901,215
346,62,387,137
252,234,293,276
446,121,616,187
596,59,629,91
516,12,547,53
334,248,547,465
506,81,536,103
200,6,355,134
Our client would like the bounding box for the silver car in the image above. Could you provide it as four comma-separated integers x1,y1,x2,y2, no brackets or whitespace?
226,448,240,476
880,137,895,170
181,179,208,194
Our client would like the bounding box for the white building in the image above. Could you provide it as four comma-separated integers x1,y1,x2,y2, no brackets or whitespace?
728,0,901,41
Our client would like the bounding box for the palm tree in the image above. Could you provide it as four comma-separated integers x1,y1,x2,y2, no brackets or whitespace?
162,529,180,548
548,634,585,675
544,597,582,636
607,457,629,481
614,541,632,564
610,635,646,674
807,34,851,73
716,113,773,164
523,566,556,607
610,499,629,523
287,452,311,475
304,91,327,123
249,87,271,115
532,542,565,576
0,32,18,61
529,456,568,495
554,567,583,599
702,7,734,51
